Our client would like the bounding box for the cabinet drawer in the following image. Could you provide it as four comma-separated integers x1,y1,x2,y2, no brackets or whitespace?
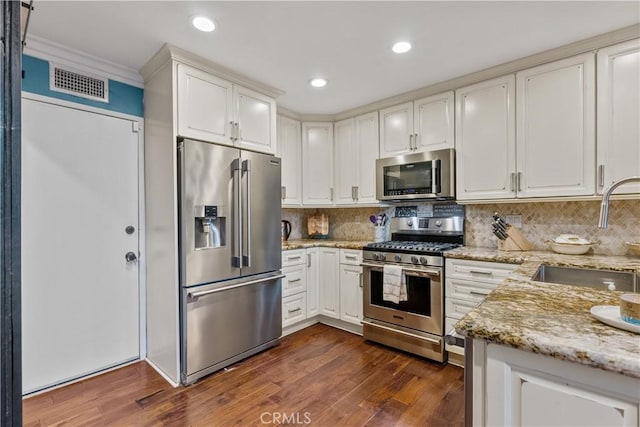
282,265,306,297
445,277,497,303
446,258,518,284
340,249,362,265
282,293,307,327
446,297,480,320
282,249,306,267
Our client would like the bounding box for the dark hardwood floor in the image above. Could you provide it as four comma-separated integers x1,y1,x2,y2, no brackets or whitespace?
23,324,464,426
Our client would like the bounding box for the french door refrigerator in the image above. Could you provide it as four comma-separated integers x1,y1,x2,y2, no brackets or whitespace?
178,138,283,385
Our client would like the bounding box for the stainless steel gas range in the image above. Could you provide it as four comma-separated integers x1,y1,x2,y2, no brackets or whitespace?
361,215,464,362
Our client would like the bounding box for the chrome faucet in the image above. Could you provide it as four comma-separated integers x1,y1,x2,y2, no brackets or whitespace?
598,176,640,228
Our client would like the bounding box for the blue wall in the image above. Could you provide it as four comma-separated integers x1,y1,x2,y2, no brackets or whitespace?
22,55,143,117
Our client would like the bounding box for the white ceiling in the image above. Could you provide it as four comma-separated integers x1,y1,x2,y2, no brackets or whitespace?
27,1,640,115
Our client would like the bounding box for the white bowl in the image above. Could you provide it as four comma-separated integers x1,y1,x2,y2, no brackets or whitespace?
550,241,593,255
552,234,591,245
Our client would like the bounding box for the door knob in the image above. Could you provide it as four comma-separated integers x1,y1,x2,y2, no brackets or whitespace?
125,252,138,262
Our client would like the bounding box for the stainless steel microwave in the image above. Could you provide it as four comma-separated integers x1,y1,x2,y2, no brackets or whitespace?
376,149,455,201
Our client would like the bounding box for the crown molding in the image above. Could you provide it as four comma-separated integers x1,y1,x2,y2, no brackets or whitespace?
23,35,144,88
140,43,285,99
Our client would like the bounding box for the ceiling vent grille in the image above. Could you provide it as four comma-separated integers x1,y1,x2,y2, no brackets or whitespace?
49,64,109,103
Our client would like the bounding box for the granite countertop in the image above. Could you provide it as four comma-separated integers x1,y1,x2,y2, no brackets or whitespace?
448,247,640,378
282,239,372,251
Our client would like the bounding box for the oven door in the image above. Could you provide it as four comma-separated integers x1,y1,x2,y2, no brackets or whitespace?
362,262,443,336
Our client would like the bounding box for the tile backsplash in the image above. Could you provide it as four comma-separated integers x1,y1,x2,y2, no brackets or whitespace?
282,199,640,256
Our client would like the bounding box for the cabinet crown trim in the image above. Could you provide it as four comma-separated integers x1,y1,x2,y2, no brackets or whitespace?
140,43,284,98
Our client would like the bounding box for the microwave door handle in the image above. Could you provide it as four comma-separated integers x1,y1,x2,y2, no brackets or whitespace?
231,158,242,267
432,159,441,194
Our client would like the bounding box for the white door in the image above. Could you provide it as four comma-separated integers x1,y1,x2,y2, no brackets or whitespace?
597,39,640,195
306,248,320,317
301,122,334,205
516,53,595,198
177,63,233,145
339,264,363,325
234,85,276,154
334,118,357,205
379,102,413,157
21,98,140,394
355,112,379,204
414,91,455,152
456,75,516,201
318,248,340,319
277,115,302,205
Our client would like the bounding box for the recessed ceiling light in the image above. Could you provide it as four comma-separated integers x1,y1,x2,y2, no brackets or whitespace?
310,78,328,88
392,41,412,54
192,16,216,32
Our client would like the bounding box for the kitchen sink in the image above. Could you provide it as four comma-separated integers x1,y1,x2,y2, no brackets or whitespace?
532,264,639,293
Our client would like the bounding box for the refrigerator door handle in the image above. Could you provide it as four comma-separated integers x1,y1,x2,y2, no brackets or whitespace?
242,159,251,267
187,274,286,299
231,158,242,268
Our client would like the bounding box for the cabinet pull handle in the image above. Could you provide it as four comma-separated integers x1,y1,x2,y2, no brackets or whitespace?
352,186,357,201
517,172,523,192
288,277,302,283
229,121,236,141
469,270,493,276
287,256,302,261
409,134,414,150
281,186,286,200
413,133,418,150
307,253,311,267
355,186,359,200
288,307,302,314
510,172,516,192
598,164,605,188
330,187,334,201
345,255,357,260
470,290,491,297
359,272,363,288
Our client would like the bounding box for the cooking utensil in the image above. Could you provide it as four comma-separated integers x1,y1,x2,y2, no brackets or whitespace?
369,215,377,225
281,220,291,242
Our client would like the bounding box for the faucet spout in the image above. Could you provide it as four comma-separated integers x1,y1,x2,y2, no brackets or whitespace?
598,176,640,228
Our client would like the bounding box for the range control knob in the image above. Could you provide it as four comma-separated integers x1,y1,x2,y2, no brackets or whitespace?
407,220,413,227
377,253,386,261
411,256,419,264
435,220,442,227
394,255,402,262
419,256,428,265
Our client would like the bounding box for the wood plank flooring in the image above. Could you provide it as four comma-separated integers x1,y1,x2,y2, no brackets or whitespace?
23,324,465,426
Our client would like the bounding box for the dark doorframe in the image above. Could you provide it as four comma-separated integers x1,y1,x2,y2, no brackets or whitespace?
0,1,22,426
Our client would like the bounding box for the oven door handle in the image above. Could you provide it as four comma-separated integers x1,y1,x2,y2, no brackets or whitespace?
361,319,442,345
360,262,441,279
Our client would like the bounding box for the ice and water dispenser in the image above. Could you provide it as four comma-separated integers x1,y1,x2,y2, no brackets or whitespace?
194,205,226,249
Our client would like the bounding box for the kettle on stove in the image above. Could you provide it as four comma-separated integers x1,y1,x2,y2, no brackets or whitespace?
281,220,292,242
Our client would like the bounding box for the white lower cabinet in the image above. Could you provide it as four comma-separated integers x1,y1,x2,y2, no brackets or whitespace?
444,258,517,357
339,250,363,326
281,247,363,333
475,342,640,427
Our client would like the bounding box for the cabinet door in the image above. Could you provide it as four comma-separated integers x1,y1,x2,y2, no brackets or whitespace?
379,102,413,157
414,91,455,152
516,53,595,198
234,85,276,154
302,122,334,204
334,118,357,205
597,39,640,195
306,248,320,317
355,112,380,204
176,63,233,145
277,115,302,205
456,76,516,200
281,265,307,297
318,247,340,319
339,264,363,325
282,293,307,327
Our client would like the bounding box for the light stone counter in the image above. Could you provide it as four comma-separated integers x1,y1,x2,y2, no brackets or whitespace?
446,247,640,378
282,239,371,251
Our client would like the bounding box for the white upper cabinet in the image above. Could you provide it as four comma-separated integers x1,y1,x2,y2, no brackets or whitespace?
302,122,334,205
456,75,516,200
516,53,595,198
379,92,454,158
277,115,302,205
597,39,640,195
379,101,414,157
334,112,380,205
355,112,380,203
334,118,357,204
413,91,455,152
177,63,233,145
234,86,277,154
176,63,276,154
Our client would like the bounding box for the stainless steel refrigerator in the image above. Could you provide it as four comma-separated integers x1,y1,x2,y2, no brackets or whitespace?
178,138,283,385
